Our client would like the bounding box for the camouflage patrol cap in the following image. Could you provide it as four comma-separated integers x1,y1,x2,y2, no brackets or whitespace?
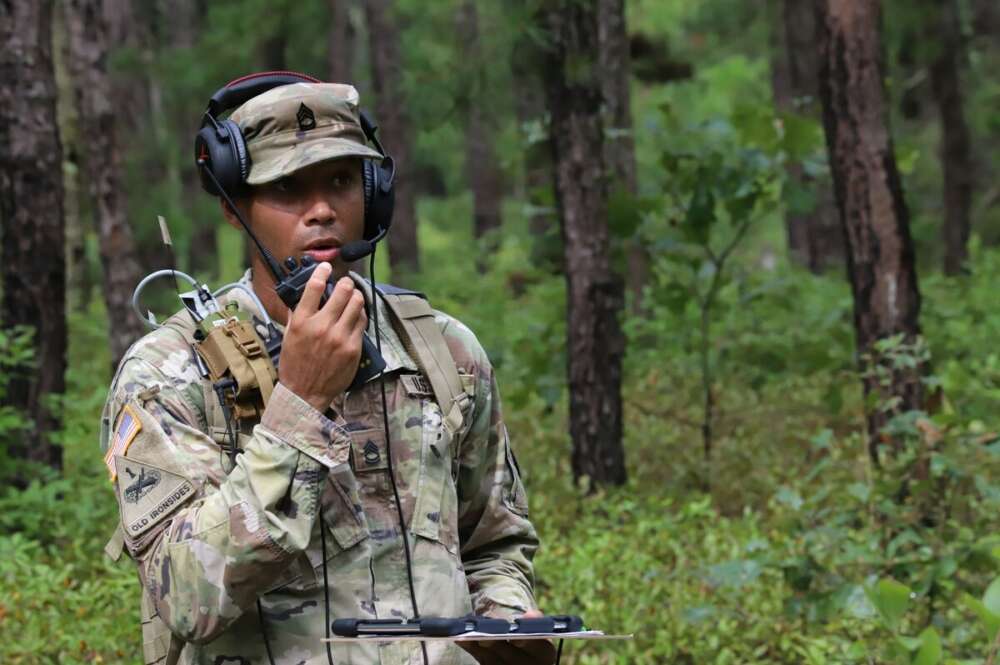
229,82,383,185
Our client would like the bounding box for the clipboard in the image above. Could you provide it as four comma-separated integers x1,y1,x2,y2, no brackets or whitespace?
321,615,632,643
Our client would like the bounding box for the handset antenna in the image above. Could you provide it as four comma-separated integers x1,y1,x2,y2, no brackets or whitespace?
196,142,286,285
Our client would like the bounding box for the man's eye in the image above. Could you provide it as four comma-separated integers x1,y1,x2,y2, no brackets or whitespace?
332,174,352,188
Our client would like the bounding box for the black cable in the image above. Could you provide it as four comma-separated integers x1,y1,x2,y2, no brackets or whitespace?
197,159,286,283
213,381,239,468
370,250,429,665
556,638,564,665
257,599,277,665
320,511,336,665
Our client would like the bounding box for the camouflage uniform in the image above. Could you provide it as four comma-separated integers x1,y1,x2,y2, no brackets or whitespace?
101,266,538,665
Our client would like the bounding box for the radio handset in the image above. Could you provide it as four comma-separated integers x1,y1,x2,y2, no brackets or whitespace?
274,254,385,392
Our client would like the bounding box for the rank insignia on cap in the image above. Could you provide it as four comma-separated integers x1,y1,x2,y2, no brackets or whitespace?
105,404,142,480
296,103,316,131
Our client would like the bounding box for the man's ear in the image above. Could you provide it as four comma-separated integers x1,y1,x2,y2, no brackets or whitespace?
219,197,247,230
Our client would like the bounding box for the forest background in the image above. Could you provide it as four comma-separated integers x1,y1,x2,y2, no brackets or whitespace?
2,0,1000,663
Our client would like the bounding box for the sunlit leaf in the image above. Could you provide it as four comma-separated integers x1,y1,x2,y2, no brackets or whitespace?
911,627,941,665
983,576,1000,616
962,594,1000,639
865,578,911,629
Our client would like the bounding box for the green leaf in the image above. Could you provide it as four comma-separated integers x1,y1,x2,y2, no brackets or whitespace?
865,578,911,629
783,179,818,215
774,486,803,511
846,641,867,659
657,282,690,316
984,575,1000,616
911,627,941,665
962,594,1000,639
683,178,715,246
778,111,823,161
607,188,658,240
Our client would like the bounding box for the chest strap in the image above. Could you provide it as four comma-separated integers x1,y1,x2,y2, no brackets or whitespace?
378,292,469,436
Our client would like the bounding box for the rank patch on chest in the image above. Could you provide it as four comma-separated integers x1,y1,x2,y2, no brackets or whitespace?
104,404,142,481
114,456,195,538
349,428,388,473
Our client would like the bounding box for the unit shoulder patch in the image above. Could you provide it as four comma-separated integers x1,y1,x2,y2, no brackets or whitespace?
114,456,194,538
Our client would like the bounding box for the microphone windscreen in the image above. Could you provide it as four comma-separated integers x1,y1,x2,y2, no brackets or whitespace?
341,240,373,263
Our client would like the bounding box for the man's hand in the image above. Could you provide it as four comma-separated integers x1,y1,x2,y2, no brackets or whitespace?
458,609,557,665
277,263,368,412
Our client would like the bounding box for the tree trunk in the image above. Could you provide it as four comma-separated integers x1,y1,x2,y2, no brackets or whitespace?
328,0,357,82
972,0,998,38
53,0,91,312
540,0,626,487
929,0,974,276
897,17,925,121
815,0,924,461
261,30,287,71
149,0,212,277
457,1,504,272
330,0,363,279
364,0,420,277
771,0,844,273
0,0,67,478
511,19,561,272
66,0,146,371
597,0,648,313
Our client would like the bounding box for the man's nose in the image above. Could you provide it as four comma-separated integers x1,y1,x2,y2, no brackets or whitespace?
302,189,336,225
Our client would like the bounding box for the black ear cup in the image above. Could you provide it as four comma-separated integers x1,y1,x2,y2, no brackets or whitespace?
362,159,377,239
195,119,250,196
361,158,395,241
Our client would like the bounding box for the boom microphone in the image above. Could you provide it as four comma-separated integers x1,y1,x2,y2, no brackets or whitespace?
341,240,374,262
341,225,388,263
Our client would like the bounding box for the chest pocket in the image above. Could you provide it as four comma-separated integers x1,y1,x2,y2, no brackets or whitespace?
321,464,369,551
408,373,476,556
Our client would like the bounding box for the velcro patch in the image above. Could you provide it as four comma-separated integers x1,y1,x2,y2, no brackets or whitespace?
105,404,142,481
114,456,194,538
400,374,433,398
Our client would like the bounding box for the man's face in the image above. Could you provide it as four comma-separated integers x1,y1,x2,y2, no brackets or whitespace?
225,157,366,281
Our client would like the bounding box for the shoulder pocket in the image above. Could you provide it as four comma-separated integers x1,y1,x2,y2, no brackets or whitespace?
503,439,530,518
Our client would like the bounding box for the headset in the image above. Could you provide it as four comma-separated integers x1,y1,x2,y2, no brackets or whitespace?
194,70,395,246
193,72,428,665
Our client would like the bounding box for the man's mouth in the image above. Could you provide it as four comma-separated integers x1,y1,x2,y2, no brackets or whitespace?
302,240,342,263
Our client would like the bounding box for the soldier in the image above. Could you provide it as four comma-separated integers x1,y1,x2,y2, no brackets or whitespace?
100,74,555,665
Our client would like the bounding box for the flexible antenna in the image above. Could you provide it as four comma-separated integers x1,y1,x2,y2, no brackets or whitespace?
196,159,286,284
158,215,182,295
158,215,201,324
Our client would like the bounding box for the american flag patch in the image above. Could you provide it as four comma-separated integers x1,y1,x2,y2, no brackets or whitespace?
105,404,142,481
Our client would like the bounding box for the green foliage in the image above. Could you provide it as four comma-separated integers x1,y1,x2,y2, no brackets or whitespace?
0,305,134,663
0,327,38,485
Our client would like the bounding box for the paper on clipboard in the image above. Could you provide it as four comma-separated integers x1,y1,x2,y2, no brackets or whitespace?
323,630,633,643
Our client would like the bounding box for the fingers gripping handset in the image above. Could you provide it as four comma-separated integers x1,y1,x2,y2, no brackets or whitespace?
276,259,385,412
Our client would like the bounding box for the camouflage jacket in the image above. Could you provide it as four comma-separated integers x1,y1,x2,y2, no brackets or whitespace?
100,274,539,664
